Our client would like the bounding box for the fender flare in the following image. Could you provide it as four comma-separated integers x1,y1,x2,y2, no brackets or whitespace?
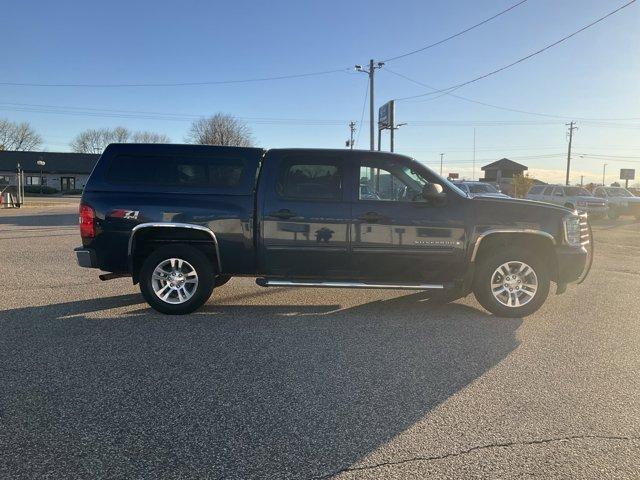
470,229,556,263
128,222,222,273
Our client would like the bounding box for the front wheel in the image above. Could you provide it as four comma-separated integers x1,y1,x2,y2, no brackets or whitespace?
608,209,620,220
139,244,215,314
473,248,550,318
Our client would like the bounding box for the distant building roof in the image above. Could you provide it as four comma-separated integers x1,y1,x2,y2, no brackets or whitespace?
0,151,100,174
481,158,528,171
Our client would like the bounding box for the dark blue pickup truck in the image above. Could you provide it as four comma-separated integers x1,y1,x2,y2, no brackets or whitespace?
75,144,591,317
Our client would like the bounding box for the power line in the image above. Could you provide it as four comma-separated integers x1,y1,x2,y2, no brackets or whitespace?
0,68,351,88
2,101,639,131
0,2,529,89
355,80,369,147
381,0,528,62
384,68,640,121
395,0,637,101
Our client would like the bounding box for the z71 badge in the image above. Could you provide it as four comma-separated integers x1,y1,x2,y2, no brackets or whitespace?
109,209,139,220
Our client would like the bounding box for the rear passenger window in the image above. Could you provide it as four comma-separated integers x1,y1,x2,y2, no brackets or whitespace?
543,186,554,195
107,155,245,188
276,162,342,200
528,186,543,195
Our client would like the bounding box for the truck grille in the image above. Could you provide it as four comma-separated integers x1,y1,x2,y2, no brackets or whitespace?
579,213,590,246
577,213,593,284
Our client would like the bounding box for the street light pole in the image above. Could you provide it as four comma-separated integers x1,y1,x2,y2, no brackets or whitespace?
603,163,608,186
36,158,46,194
440,153,445,176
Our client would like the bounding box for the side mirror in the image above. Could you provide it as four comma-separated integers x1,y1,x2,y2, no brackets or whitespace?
422,183,446,204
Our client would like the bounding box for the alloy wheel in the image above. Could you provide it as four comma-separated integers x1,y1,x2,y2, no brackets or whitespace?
151,258,199,304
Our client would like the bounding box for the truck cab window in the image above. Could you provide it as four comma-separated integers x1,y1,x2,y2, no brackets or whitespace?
276,162,342,200
358,162,429,202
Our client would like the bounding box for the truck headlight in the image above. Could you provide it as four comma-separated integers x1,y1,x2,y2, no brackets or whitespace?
563,216,582,246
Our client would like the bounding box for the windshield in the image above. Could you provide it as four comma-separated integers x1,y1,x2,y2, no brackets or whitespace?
564,187,591,196
605,187,634,197
467,183,499,194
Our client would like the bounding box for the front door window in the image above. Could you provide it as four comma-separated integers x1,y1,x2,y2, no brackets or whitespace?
358,163,428,203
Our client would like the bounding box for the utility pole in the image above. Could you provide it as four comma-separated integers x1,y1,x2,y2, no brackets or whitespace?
580,175,584,187
603,163,608,186
346,121,356,149
355,60,384,151
440,153,445,176
472,128,476,181
565,121,577,185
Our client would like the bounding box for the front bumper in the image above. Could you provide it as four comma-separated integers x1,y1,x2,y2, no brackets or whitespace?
577,205,608,216
556,245,588,284
557,214,593,285
74,247,98,268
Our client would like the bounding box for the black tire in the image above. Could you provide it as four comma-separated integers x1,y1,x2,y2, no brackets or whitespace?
139,244,215,315
564,203,574,210
473,247,550,318
214,275,232,288
608,209,620,220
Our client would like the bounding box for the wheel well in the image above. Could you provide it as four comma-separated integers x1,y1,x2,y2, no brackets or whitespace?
473,233,558,282
130,227,219,283
564,202,574,209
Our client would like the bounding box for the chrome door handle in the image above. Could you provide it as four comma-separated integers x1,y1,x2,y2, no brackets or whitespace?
271,209,296,219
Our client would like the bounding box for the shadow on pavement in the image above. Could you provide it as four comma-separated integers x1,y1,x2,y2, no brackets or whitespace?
0,291,522,479
0,212,78,227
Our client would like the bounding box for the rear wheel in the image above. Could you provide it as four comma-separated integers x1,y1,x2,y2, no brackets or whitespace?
473,247,550,318
139,244,215,314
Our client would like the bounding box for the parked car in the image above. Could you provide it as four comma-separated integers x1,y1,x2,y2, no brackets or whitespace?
75,144,591,318
526,185,608,218
592,186,640,220
454,181,510,198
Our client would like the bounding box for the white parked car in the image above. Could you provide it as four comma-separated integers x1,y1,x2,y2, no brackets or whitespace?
526,185,608,218
455,181,510,198
592,186,640,220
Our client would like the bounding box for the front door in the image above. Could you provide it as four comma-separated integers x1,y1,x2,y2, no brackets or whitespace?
260,152,353,278
60,177,75,191
350,155,468,283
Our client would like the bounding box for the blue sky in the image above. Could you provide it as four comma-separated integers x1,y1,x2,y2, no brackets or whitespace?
1,0,638,184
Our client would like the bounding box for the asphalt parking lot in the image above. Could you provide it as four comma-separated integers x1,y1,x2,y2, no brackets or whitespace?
1,200,639,479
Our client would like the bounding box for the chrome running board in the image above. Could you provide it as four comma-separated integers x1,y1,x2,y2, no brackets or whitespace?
256,279,444,290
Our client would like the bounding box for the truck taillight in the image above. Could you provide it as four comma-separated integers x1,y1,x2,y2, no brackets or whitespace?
79,203,95,238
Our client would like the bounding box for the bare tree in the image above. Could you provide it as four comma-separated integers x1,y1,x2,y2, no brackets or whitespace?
185,113,253,147
71,126,172,153
132,131,171,143
111,126,130,143
0,119,43,151
70,128,115,154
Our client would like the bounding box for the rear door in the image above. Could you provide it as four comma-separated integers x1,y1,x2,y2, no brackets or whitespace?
551,186,567,206
541,186,555,204
258,151,353,278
